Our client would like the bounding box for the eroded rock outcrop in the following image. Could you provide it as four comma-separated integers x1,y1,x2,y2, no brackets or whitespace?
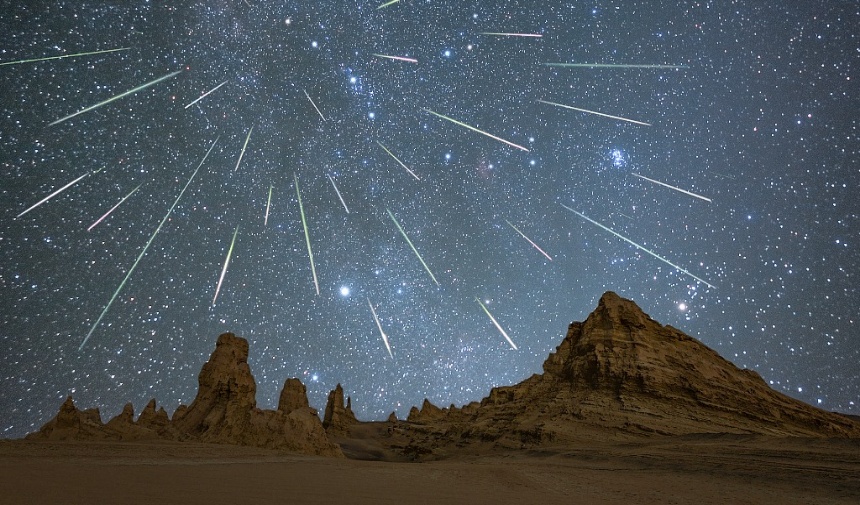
323,384,357,435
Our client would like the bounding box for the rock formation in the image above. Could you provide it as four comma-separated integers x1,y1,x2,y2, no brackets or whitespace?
403,292,860,453
29,333,342,457
323,384,358,435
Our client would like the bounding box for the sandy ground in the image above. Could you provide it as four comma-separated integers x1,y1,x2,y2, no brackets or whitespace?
1,436,859,505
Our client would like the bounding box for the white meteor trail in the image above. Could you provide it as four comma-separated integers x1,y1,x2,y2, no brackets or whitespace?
631,173,712,202
328,175,350,213
264,184,273,225
234,126,254,172
424,109,529,152
184,80,228,109
560,203,715,288
88,183,142,231
372,53,418,63
475,298,518,350
386,208,440,286
537,99,651,126
0,47,129,67
479,32,542,38
377,141,420,181
295,174,320,295
80,136,219,350
368,298,393,358
16,171,91,219
212,225,240,306
505,220,552,261
303,90,326,121
50,70,182,126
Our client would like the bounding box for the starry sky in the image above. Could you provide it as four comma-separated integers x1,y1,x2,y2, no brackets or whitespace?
2,1,858,438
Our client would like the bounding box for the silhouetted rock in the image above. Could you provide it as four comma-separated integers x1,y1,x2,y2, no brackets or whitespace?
137,399,170,430
26,397,108,441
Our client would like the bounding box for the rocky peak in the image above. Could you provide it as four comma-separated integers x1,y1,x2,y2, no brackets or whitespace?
279,378,311,414
323,384,357,435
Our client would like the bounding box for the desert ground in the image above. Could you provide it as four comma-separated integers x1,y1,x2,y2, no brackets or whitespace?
2,434,859,505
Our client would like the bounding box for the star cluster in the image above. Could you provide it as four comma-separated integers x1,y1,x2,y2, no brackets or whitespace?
1,1,858,437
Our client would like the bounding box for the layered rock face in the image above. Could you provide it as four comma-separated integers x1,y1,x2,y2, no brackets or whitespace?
407,292,860,446
28,333,342,457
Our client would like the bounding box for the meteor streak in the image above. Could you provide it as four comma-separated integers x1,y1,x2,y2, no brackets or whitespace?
386,208,440,286
377,141,420,180
631,173,712,202
544,63,688,69
303,90,326,121
367,298,393,358
328,175,350,213
537,99,651,126
50,70,182,126
0,47,129,67
80,136,219,350
475,298,518,350
423,109,529,152
479,32,542,38
234,126,254,172
212,225,240,306
16,171,91,219
295,174,320,295
184,80,228,109
377,0,400,8
505,220,553,261
87,184,142,231
372,53,418,63
560,204,715,288
264,184,273,226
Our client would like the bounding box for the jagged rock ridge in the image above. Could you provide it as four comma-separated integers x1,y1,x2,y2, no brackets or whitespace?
28,333,343,457
406,292,860,448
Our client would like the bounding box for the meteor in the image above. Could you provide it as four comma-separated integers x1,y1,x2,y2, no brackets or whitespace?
544,63,688,69
184,80,228,109
479,32,542,38
505,220,553,261
50,70,182,126
537,99,651,126
560,203,715,288
88,183,142,231
377,0,400,8
372,53,418,64
386,208,440,286
367,298,393,358
303,90,326,121
328,174,350,213
80,136,219,350
264,184,273,226
295,174,320,295
423,108,529,152
234,126,254,172
631,173,712,202
377,141,420,181
475,298,518,350
16,171,92,219
0,47,129,67
212,225,240,306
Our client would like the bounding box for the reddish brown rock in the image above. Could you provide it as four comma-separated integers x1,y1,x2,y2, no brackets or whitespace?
323,384,357,435
278,378,311,415
26,397,109,441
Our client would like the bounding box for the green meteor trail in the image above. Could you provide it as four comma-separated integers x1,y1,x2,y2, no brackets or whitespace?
212,225,240,306
475,298,518,350
560,203,715,288
0,47,129,67
543,63,688,69
234,126,254,172
386,208,440,286
80,136,219,350
377,0,400,9
377,141,420,180
423,108,529,152
295,174,320,295
537,99,651,126
264,184,273,225
50,70,182,126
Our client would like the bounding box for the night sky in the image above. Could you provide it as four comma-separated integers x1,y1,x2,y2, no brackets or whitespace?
2,1,858,438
